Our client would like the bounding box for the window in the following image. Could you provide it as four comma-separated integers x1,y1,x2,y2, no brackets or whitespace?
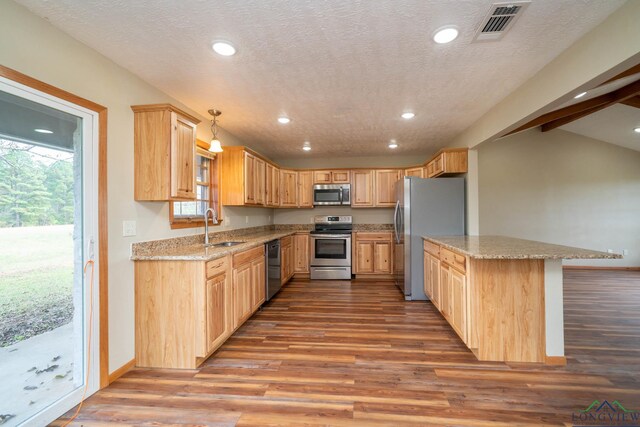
169,147,221,228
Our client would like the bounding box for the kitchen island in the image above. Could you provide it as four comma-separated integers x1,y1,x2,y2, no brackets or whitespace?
422,235,620,364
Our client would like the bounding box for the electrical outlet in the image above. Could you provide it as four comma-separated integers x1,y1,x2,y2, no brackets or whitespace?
623,249,629,256
245,216,249,224
122,220,136,237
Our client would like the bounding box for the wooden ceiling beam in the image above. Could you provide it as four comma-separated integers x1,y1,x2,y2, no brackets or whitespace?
598,63,640,86
541,78,640,132
620,95,640,109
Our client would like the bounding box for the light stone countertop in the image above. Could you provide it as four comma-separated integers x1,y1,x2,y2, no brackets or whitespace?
423,235,622,260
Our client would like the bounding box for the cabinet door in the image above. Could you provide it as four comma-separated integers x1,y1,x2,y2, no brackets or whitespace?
423,252,431,298
232,263,253,329
293,234,310,273
170,113,197,199
280,239,293,285
375,169,401,207
355,241,374,273
251,256,265,311
297,171,313,208
205,274,228,354
352,170,374,207
313,170,332,184
254,157,266,206
450,268,467,343
243,152,256,204
270,165,280,207
331,171,350,184
265,163,274,206
280,170,298,207
439,265,450,319
374,242,392,274
405,167,423,178
429,256,441,310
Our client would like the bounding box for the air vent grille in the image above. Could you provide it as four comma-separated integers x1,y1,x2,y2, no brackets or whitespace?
474,1,530,42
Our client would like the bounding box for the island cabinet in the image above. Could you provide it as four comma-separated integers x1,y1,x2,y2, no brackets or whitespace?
132,104,200,201
135,245,266,370
219,146,268,207
313,170,351,184
353,232,393,277
280,235,295,284
293,232,310,275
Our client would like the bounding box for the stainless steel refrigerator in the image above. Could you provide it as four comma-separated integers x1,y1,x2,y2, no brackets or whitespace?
393,177,465,300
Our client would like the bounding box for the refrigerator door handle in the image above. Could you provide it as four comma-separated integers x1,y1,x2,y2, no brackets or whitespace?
393,200,401,243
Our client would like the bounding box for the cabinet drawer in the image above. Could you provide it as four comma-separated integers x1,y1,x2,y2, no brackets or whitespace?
233,245,265,268
423,241,440,257
440,247,466,273
356,232,392,241
206,256,229,278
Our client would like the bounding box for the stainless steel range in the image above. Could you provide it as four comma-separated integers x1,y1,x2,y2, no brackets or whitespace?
309,215,352,280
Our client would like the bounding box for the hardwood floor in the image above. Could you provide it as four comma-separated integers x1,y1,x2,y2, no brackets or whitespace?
54,269,640,426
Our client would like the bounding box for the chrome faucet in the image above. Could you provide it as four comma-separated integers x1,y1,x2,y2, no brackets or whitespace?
203,207,219,246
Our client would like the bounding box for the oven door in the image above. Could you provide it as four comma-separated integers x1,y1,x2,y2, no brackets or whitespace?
313,186,343,205
310,235,351,267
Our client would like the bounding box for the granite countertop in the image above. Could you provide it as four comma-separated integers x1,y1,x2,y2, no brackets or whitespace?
423,235,622,260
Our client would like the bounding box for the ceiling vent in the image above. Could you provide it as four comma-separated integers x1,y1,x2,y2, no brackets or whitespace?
473,1,530,42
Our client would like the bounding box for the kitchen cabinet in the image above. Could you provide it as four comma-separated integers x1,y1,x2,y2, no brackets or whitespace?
313,170,351,184
449,268,467,341
232,245,266,329
220,147,267,207
353,232,393,276
251,255,266,311
281,235,294,284
293,233,310,274
297,171,313,208
404,167,424,178
425,149,468,178
265,163,280,207
374,169,402,207
280,170,298,208
132,104,200,201
351,170,374,207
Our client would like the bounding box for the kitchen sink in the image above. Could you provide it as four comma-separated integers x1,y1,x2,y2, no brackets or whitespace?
206,241,245,248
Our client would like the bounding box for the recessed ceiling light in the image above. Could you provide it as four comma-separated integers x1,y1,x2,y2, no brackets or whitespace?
302,142,311,151
278,117,291,124
574,91,587,99
433,26,459,44
388,140,398,149
634,127,640,134
401,112,415,120
212,41,236,56
34,128,53,134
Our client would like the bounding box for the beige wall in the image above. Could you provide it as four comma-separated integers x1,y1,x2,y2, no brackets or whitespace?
0,0,271,373
478,129,640,267
274,154,422,169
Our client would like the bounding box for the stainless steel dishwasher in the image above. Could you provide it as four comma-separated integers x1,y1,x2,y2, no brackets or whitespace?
265,239,282,301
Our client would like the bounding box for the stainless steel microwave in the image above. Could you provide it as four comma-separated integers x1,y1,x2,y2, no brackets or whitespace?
313,184,351,206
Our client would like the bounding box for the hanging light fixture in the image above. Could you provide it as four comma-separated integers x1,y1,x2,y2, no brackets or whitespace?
208,109,223,153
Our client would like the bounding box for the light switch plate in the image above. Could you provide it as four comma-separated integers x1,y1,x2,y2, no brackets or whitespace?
122,220,136,237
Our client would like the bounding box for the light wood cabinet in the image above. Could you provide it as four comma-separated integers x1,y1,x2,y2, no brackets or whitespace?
132,104,200,201
280,235,294,284
374,169,402,207
293,233,310,274
254,157,266,205
439,264,451,319
354,232,393,276
232,245,266,329
297,171,313,208
220,147,266,207
243,152,256,204
265,163,280,207
251,256,266,311
404,167,424,178
351,170,374,207
280,170,298,207
449,268,467,342
232,262,252,329
313,170,351,184
204,274,228,355
425,149,468,178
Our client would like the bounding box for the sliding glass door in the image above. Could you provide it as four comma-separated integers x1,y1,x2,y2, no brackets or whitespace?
0,77,100,426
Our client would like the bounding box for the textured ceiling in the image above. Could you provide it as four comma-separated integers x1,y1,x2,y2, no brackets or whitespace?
561,104,640,153
15,0,625,159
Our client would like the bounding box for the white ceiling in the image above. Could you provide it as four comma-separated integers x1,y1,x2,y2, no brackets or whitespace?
561,104,640,153
15,0,625,159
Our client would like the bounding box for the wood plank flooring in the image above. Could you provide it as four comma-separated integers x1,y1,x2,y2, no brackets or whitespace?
54,269,640,426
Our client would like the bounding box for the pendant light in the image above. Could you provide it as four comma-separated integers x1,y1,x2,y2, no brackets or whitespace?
208,109,223,153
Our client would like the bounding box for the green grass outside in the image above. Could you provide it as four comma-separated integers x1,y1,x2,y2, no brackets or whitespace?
0,225,74,347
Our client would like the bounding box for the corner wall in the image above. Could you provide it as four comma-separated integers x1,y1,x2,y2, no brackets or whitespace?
0,0,272,373
478,129,640,267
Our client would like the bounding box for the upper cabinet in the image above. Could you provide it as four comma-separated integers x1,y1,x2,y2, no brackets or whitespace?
280,169,298,208
425,149,468,178
313,170,351,184
265,163,280,208
374,169,402,207
351,170,375,207
220,146,268,207
404,166,424,178
297,171,313,208
132,104,200,201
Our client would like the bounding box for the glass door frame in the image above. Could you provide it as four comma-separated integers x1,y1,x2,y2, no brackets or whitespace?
0,75,102,426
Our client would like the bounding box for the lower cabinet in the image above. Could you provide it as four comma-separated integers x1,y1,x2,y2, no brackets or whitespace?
353,232,393,277
280,235,294,284
293,232,310,274
134,245,266,370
